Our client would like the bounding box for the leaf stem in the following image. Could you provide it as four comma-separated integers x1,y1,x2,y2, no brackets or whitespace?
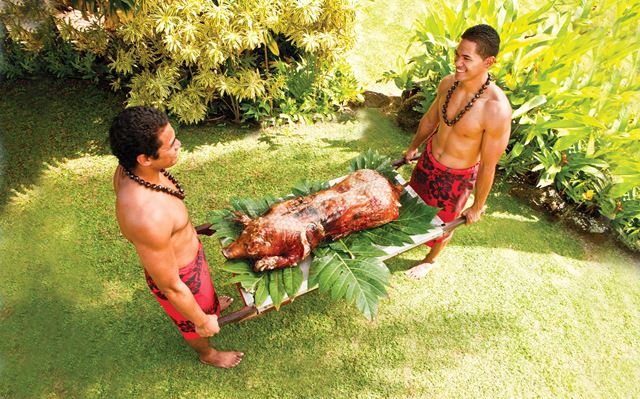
339,239,355,259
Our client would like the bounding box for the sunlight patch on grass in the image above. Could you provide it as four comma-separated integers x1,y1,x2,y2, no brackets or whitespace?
487,211,539,223
48,154,114,178
7,184,43,209
98,280,136,307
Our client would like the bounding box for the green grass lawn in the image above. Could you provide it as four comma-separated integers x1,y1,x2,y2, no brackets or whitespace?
1,79,639,398
348,0,425,94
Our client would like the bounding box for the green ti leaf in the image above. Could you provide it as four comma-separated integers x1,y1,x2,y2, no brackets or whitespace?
254,274,270,307
227,269,262,292
220,259,255,274
268,269,286,310
282,266,304,300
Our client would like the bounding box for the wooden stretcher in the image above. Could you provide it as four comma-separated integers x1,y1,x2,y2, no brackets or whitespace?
195,155,467,326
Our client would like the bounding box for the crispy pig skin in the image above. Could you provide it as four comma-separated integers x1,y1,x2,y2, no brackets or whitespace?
222,169,401,271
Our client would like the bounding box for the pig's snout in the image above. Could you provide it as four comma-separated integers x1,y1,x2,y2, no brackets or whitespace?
222,242,243,259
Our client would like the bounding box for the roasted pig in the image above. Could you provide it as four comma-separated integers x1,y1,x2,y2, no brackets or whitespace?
222,169,402,271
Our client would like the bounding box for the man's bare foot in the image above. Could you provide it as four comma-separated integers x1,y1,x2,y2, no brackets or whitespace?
200,350,244,368
405,259,438,279
219,296,234,312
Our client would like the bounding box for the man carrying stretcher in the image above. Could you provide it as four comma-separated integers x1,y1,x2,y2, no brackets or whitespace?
403,24,512,279
110,106,244,368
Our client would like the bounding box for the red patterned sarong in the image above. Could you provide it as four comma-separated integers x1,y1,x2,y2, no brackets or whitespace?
409,138,478,246
145,241,220,340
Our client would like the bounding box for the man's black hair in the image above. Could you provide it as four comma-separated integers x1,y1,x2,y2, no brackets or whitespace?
109,106,169,169
461,24,500,59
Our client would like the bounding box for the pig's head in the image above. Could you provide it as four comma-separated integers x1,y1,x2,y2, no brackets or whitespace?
222,224,273,259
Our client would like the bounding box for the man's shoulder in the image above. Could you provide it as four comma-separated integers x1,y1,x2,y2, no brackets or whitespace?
438,74,456,91
485,85,512,120
117,189,169,237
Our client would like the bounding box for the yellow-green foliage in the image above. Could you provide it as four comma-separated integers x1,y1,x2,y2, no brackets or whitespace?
0,0,53,52
392,0,640,248
1,0,358,124
105,0,356,124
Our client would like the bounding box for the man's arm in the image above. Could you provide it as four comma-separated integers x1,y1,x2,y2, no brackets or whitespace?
463,100,512,224
404,76,453,161
130,214,220,337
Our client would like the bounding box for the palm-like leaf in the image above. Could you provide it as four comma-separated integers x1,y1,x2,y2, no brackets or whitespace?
290,179,330,197
207,209,243,246
230,194,282,218
348,149,396,180
309,253,389,320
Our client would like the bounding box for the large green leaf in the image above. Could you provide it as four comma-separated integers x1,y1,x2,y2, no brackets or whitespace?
309,253,390,320
254,274,270,307
268,269,286,310
389,193,441,235
220,259,256,275
227,273,262,292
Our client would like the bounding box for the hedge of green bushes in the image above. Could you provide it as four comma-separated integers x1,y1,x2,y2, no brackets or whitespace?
0,0,362,125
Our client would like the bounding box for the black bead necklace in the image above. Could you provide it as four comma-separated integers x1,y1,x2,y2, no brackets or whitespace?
442,74,492,126
122,167,185,200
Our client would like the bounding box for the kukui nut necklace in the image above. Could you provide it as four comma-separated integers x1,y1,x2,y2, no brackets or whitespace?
122,167,185,200
442,74,492,126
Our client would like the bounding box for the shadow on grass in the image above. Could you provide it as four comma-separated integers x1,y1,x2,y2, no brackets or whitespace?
0,78,256,210
0,79,121,208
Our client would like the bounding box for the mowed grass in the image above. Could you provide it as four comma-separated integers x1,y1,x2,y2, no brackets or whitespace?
1,79,640,398
348,0,425,94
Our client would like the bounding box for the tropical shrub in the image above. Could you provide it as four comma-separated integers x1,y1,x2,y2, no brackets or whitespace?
384,0,640,249
0,0,361,124
0,1,108,81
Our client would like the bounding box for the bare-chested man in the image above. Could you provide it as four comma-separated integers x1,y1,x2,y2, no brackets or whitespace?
403,24,512,279
109,106,244,367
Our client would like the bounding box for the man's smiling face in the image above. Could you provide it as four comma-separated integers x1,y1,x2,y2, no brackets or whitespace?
453,39,492,82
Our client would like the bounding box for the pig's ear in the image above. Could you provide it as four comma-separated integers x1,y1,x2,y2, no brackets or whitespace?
232,212,252,226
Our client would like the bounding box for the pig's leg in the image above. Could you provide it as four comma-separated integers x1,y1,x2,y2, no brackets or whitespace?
254,254,302,271
254,223,325,271
231,212,252,226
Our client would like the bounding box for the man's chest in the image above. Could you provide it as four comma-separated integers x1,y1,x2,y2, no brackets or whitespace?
437,96,486,137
